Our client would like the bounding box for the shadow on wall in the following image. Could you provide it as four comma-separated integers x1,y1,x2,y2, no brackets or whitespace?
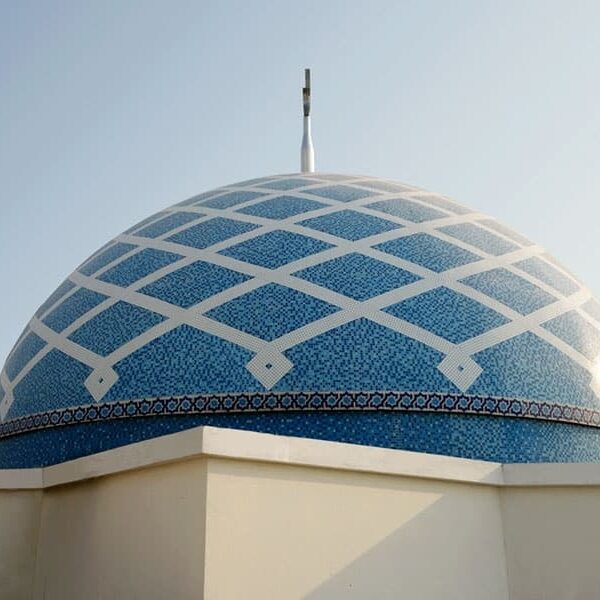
207,457,508,600
302,487,510,600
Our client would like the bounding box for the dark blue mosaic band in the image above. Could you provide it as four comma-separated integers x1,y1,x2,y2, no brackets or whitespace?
2,390,600,441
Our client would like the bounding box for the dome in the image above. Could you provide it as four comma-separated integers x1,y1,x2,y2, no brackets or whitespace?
3,172,600,467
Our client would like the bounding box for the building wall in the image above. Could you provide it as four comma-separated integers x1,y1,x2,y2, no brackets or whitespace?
32,458,207,600
5,428,600,599
502,486,600,600
0,490,41,600
203,457,509,600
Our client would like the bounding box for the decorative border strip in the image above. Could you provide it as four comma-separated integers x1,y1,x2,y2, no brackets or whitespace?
1,391,600,440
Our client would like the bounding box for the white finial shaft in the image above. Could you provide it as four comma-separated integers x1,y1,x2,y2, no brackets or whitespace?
301,68,315,173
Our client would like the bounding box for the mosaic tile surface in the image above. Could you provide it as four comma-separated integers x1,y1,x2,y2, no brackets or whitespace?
3,172,600,467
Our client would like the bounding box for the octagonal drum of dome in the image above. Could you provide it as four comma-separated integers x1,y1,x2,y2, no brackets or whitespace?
3,172,600,467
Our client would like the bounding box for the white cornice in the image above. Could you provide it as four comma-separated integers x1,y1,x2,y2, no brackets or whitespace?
0,426,598,490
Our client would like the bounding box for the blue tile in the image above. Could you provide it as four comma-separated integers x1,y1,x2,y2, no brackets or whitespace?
167,217,259,249
140,260,252,308
5,332,46,380
68,301,165,356
237,196,326,220
311,174,357,182
513,256,579,296
43,288,108,332
384,287,509,343
583,298,600,323
124,211,163,233
10,350,94,418
79,243,136,276
542,311,600,361
472,331,597,408
199,190,266,209
278,318,456,392
206,283,340,341
417,195,471,215
307,185,375,202
478,219,532,246
353,180,412,194
99,249,183,287
259,178,320,190
369,198,447,222
374,233,481,272
177,190,225,207
439,223,518,256
135,212,202,238
230,176,279,187
461,268,556,315
35,280,76,317
104,324,261,400
220,230,333,269
300,209,401,241
294,253,421,300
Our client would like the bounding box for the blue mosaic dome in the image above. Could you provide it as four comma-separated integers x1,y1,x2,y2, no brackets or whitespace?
3,172,600,467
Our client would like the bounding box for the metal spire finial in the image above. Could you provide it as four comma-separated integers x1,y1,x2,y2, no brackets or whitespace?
301,68,315,173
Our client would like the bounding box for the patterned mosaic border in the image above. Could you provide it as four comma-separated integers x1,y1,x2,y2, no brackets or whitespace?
1,391,600,440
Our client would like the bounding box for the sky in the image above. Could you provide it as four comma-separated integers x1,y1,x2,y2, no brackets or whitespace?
2,0,600,365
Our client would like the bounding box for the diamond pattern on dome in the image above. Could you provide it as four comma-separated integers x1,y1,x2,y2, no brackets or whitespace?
166,217,259,249
294,253,421,301
259,178,320,190
439,223,519,256
35,280,75,317
124,212,163,233
369,198,447,223
79,242,136,276
353,180,413,194
374,233,481,272
139,260,252,308
416,195,471,215
461,268,557,315
135,211,201,238
68,301,164,356
300,209,402,241
11,350,94,419
306,185,375,202
220,230,333,268
513,256,579,296
199,190,267,209
477,219,533,247
542,311,600,361
384,287,509,344
99,249,183,287
177,190,226,207
5,172,600,468
43,288,108,332
583,299,600,323
5,332,46,381
206,283,340,341
237,196,326,220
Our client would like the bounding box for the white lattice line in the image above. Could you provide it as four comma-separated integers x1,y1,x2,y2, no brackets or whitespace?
8,215,556,403
5,175,599,413
0,370,14,420
459,289,593,361
29,319,104,369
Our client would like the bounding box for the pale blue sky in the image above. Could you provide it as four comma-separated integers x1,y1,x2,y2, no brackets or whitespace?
2,0,600,365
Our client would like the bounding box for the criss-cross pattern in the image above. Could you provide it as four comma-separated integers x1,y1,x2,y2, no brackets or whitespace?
2,173,600,424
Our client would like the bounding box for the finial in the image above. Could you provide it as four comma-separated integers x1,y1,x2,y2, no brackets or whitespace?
301,68,315,173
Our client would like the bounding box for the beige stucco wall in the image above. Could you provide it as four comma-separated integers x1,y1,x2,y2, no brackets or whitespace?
5,428,600,600
0,490,42,600
502,486,600,600
32,458,207,600
204,457,509,600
